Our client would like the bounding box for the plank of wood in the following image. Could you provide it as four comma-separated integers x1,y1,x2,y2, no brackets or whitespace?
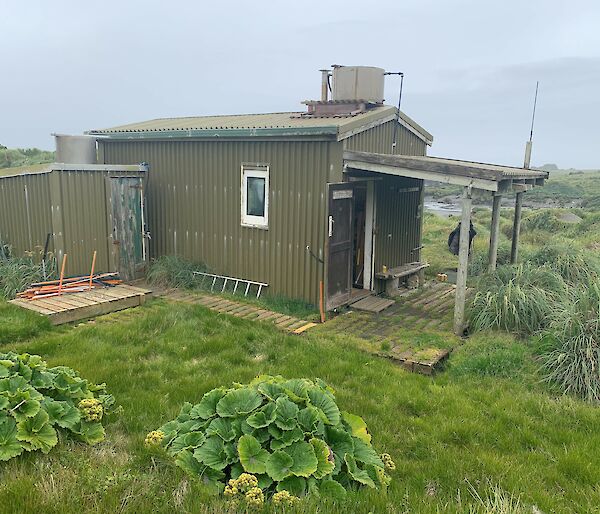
48,294,143,325
275,317,299,328
9,299,56,315
350,296,394,313
287,320,309,332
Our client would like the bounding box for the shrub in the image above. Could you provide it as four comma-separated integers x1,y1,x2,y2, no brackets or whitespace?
540,283,600,403
529,243,600,285
0,352,117,461
468,241,522,277
521,209,563,233
146,255,209,289
469,264,566,335
147,376,393,506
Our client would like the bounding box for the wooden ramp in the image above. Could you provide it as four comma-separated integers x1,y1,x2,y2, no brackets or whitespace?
350,295,395,313
10,284,151,325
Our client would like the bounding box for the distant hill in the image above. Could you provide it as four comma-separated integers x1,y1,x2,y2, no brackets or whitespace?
0,146,55,169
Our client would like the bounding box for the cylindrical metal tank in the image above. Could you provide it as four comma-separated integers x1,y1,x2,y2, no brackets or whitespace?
54,135,97,164
332,66,385,103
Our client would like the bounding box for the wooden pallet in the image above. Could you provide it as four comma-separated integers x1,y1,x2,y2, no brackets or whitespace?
10,284,151,325
350,295,395,313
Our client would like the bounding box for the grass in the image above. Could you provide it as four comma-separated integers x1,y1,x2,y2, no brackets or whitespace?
1,299,600,512
0,302,53,344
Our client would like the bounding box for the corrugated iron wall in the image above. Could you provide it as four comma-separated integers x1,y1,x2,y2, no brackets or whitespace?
0,172,53,259
344,122,427,292
343,119,427,156
101,139,334,304
0,168,145,277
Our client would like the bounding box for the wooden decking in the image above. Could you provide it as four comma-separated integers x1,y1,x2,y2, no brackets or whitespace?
350,295,395,313
155,289,318,335
10,284,151,325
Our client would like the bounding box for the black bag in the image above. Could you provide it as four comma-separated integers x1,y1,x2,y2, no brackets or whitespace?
448,222,477,256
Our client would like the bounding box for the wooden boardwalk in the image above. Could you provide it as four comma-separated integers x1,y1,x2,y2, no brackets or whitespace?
155,289,317,335
10,284,151,325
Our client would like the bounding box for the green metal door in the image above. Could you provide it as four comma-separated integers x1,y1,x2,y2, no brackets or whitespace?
110,177,145,280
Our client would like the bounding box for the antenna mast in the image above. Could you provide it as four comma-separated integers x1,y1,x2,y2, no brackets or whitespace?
523,81,539,169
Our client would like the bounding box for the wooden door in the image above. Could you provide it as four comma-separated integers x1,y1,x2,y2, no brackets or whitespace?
110,177,145,281
326,183,354,310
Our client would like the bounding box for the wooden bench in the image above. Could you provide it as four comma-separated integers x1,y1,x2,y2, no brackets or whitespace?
375,261,429,296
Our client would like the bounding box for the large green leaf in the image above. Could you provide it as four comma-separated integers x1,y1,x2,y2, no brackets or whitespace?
270,426,303,450
285,441,318,477
257,381,285,401
42,399,81,430
205,418,236,442
319,478,347,499
216,388,262,418
281,379,310,402
193,436,228,470
0,418,23,461
11,399,41,422
342,411,371,444
170,431,206,453
175,449,205,476
0,397,8,410
310,438,335,478
246,402,277,429
77,421,105,445
297,405,320,433
16,410,58,453
325,426,354,474
307,387,340,426
276,476,306,496
190,388,226,419
237,434,269,474
344,454,376,488
265,449,294,481
274,396,299,431
352,437,384,468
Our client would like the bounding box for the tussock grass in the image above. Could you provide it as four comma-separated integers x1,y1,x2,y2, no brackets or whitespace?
529,243,600,284
541,283,600,403
146,255,210,289
469,264,566,335
0,244,56,299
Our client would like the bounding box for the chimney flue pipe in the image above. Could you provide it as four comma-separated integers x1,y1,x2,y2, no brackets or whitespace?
319,69,330,102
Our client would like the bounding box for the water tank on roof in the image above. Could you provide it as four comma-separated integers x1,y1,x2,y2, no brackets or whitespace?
331,66,385,103
54,134,97,164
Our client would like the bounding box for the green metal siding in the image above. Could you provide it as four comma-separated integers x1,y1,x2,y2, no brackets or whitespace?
101,139,335,304
0,172,53,258
343,122,427,292
0,168,145,278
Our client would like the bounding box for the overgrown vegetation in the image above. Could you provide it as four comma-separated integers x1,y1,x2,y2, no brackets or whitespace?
147,375,393,508
0,352,117,461
2,300,598,512
0,243,56,300
0,147,54,169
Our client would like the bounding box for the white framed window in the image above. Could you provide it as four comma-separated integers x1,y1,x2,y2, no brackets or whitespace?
241,164,269,229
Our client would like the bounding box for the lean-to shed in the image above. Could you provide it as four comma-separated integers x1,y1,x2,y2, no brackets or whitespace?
90,66,434,308
0,160,148,280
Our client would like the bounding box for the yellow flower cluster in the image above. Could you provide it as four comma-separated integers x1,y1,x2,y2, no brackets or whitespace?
380,453,396,471
245,487,264,509
272,490,300,507
78,398,103,422
144,430,165,447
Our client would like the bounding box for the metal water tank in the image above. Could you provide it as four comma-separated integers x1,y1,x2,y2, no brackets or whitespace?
54,134,97,164
332,66,385,103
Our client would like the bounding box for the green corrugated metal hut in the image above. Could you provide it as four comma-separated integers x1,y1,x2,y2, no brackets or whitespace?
91,98,433,308
0,163,148,280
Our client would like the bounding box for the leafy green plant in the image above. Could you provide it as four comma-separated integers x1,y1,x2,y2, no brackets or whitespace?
146,376,394,506
469,264,566,335
0,352,117,461
541,283,600,403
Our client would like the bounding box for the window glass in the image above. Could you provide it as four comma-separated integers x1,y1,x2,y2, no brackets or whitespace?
247,176,265,216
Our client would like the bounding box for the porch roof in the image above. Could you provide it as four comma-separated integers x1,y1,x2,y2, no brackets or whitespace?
343,151,548,192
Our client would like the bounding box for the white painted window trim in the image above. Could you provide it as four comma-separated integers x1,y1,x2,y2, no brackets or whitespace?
241,164,269,229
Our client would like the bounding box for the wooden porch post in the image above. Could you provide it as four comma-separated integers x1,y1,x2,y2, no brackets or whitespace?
510,192,524,264
488,194,502,271
454,187,472,336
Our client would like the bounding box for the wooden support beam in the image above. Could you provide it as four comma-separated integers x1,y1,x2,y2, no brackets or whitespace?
511,192,524,264
488,194,502,271
454,188,472,336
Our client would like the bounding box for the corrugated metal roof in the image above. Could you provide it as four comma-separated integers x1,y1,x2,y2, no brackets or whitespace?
0,163,52,178
89,106,433,143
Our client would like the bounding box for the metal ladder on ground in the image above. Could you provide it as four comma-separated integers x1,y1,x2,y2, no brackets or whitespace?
193,271,268,299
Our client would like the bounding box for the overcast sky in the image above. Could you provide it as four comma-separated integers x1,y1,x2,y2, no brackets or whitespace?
2,0,599,168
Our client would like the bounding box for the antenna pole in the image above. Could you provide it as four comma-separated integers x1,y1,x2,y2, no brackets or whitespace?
385,72,404,152
523,81,539,169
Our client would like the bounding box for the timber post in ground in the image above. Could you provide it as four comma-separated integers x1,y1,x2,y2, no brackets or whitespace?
488,194,502,271
454,187,472,336
510,192,524,264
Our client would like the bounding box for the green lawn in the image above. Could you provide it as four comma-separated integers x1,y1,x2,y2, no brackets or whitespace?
1,299,599,513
